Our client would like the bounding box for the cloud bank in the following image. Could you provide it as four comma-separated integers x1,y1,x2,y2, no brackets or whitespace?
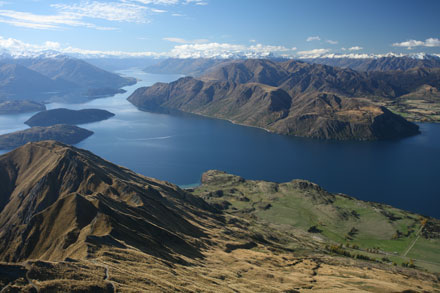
393,38,440,49
0,35,438,60
297,48,330,58
0,0,208,30
0,35,294,59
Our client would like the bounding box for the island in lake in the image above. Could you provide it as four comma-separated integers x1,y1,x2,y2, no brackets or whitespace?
0,125,93,149
25,108,115,127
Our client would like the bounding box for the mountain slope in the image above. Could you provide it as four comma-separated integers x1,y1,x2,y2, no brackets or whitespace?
128,59,420,140
0,141,214,262
308,55,440,71
144,58,229,76
191,170,440,273
18,56,134,89
0,56,135,103
0,142,438,291
0,63,76,101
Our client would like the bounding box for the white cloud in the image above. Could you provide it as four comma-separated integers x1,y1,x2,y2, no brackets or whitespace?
61,46,161,58
0,7,120,30
0,18,58,29
348,46,363,51
1,35,438,61
392,38,440,49
163,37,184,43
304,52,437,60
163,37,209,44
0,9,100,29
0,35,294,59
316,53,376,59
125,0,179,4
168,42,291,58
0,35,161,58
0,0,208,30
51,2,150,23
425,38,440,47
184,0,208,5
125,0,207,5
0,36,63,57
150,8,167,13
306,36,320,42
326,39,338,45
297,48,330,58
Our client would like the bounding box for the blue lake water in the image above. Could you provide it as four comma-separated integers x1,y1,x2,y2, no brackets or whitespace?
1,68,439,218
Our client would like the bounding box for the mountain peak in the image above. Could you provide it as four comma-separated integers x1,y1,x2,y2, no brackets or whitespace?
0,141,214,262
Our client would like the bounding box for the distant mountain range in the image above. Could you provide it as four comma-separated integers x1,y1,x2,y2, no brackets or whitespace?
143,54,440,76
0,55,135,103
130,59,428,140
306,54,440,72
144,58,231,76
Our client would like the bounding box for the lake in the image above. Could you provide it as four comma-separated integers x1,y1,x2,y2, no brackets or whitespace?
1,68,439,218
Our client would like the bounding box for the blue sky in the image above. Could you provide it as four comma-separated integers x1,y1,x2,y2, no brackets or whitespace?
0,0,439,58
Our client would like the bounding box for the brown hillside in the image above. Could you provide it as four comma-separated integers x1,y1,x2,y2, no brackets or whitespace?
0,141,214,262
0,142,438,291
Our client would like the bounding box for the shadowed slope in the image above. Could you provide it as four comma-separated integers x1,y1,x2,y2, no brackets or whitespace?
0,141,215,262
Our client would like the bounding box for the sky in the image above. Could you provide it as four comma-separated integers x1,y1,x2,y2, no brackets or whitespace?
0,0,439,59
